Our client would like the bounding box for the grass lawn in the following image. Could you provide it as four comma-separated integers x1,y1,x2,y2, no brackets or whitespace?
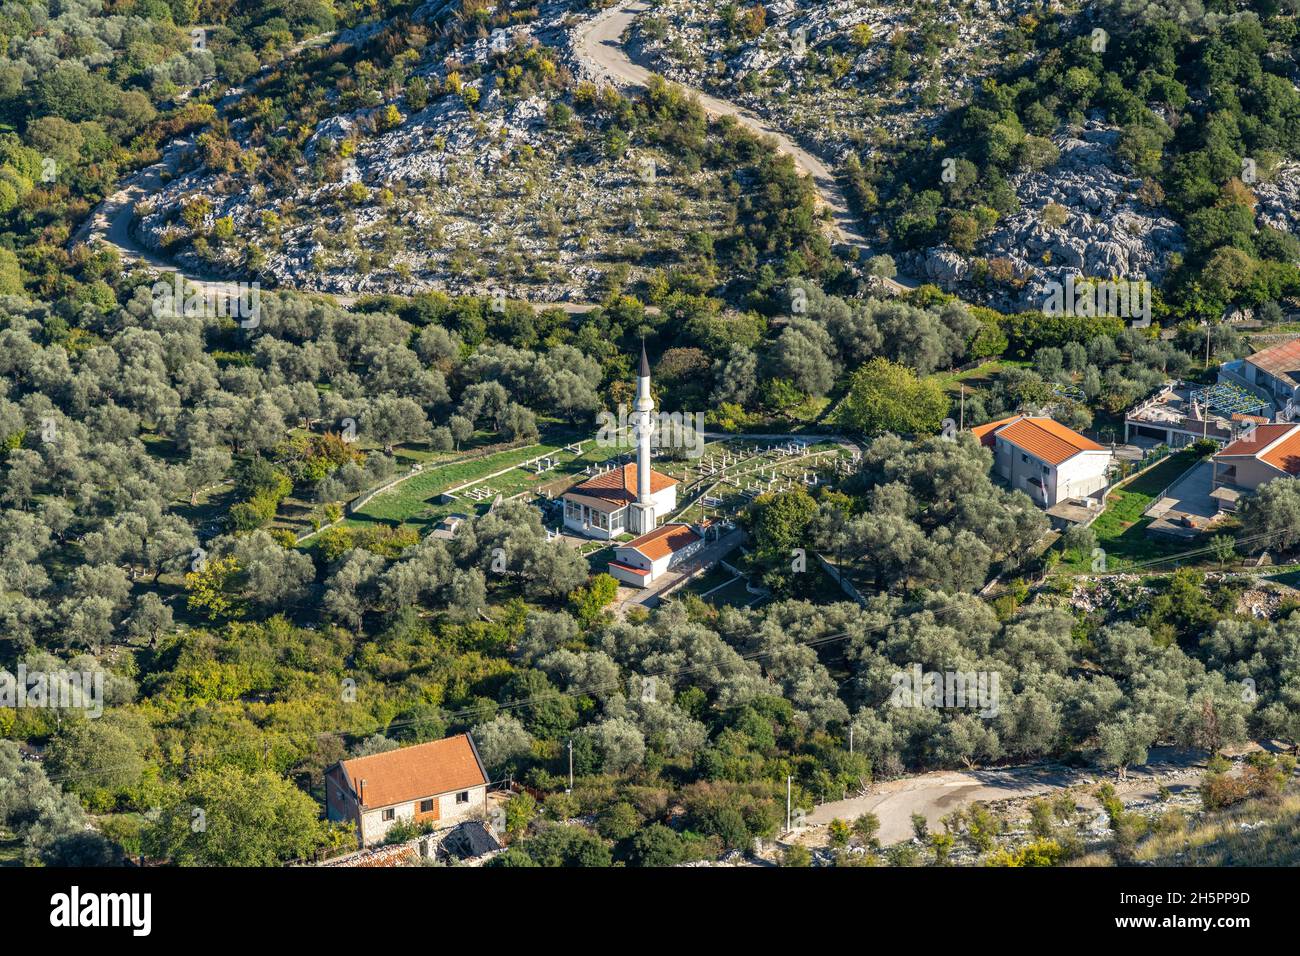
934,359,1032,397
1266,566,1300,588
584,544,615,572
348,430,615,532
348,441,567,528
1132,793,1300,866
0,829,22,866
1058,449,1204,573
683,565,736,596
698,576,759,608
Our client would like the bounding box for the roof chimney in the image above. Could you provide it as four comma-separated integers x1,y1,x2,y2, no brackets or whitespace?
358,778,366,807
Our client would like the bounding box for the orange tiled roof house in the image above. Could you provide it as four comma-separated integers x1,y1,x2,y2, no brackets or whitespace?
1211,423,1300,512
325,734,490,848
971,415,1113,509
607,522,705,588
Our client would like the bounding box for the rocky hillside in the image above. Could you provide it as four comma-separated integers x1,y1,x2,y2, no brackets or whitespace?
630,0,1037,160
1255,163,1300,236
914,123,1186,311
131,0,734,303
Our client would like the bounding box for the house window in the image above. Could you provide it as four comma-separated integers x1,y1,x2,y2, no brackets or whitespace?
456,791,470,804
381,808,395,822
419,799,434,813
1021,453,1029,464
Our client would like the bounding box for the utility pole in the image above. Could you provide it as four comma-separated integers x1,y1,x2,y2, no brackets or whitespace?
959,384,965,431
786,776,792,833
849,724,854,755
566,739,574,793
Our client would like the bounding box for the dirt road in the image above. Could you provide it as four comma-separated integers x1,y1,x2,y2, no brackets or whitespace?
78,6,917,307
805,749,1214,845
574,0,916,293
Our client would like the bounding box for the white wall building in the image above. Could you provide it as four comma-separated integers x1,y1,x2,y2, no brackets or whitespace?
972,415,1112,508
607,522,704,587
563,343,678,539
1211,422,1300,512
562,464,678,539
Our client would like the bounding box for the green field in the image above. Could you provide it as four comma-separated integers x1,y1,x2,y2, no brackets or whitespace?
346,430,620,531
682,565,736,596
700,576,759,608
934,358,1031,395
0,829,21,866
1059,449,1203,572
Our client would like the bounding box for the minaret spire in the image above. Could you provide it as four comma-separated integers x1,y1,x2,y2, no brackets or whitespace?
633,340,654,529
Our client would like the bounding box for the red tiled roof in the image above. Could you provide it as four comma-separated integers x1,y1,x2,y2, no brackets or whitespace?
607,560,650,576
1216,423,1300,476
339,734,487,809
1215,423,1295,457
1264,431,1300,475
1245,338,1300,389
620,522,700,561
973,416,1104,466
565,463,677,507
971,415,1019,447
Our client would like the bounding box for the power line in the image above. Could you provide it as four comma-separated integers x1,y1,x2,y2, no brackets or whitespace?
23,522,1300,789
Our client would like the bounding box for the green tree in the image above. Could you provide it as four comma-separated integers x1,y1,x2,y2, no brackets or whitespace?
596,801,641,841
628,824,686,866
143,767,342,866
570,573,619,626
1239,478,1300,555
504,792,537,838
1209,533,1237,569
750,486,818,561
782,843,813,866
839,358,947,435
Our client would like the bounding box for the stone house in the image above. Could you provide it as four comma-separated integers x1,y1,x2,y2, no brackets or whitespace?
325,733,490,848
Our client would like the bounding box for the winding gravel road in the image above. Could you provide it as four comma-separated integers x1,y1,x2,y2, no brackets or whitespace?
76,5,915,306
575,0,915,293
805,747,1217,846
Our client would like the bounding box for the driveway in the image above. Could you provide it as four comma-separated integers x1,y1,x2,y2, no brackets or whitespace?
1145,459,1218,521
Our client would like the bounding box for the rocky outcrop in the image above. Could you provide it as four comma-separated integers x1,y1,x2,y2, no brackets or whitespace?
129,1,729,303
916,123,1185,311
630,0,1035,158
1254,162,1300,234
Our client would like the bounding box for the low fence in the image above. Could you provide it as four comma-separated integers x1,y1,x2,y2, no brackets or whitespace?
815,552,868,606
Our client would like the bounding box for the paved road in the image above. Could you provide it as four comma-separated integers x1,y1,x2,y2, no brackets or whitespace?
574,0,917,294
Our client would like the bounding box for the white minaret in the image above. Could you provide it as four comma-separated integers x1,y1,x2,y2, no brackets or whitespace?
631,341,656,533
